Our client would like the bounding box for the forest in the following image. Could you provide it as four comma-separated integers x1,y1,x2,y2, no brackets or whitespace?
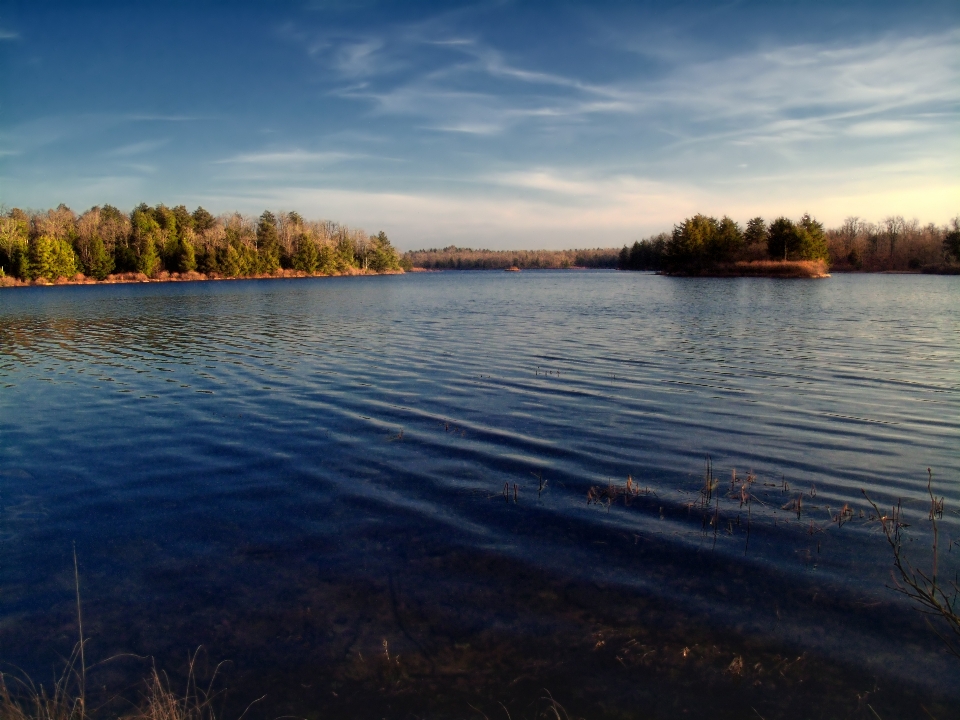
402,246,620,270
4,205,958,285
0,203,402,285
618,214,960,274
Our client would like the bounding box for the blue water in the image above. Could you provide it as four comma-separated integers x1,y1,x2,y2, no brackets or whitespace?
1,271,958,717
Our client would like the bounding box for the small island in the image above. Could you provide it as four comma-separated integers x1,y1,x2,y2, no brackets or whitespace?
618,213,960,277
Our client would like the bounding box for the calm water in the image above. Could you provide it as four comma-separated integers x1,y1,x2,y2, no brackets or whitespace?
1,272,958,718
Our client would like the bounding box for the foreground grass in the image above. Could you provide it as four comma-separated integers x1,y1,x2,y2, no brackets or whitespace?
0,652,222,720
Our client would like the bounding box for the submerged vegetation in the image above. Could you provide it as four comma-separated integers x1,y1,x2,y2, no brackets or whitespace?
619,213,960,275
1,463,955,719
0,204,401,286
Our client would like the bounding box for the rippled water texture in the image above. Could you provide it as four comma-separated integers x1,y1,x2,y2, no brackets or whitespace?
1,272,958,717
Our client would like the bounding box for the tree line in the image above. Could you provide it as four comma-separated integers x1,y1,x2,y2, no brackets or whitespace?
403,246,620,270
619,214,960,274
0,203,402,283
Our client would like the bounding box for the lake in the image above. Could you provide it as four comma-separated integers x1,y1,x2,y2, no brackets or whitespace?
1,271,957,718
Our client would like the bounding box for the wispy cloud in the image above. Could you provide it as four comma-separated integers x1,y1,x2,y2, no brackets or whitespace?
0,28,18,40
213,150,360,165
299,18,959,152
107,139,168,157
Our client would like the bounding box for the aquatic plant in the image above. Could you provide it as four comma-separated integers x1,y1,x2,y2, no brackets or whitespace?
864,470,960,659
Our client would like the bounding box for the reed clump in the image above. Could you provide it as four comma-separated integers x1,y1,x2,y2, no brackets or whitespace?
864,470,960,659
712,260,830,278
0,653,228,720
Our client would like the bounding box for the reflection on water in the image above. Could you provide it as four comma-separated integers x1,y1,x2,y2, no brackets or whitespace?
0,272,958,717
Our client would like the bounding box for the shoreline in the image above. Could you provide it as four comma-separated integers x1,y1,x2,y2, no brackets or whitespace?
0,267,404,289
662,259,830,279
5,264,959,288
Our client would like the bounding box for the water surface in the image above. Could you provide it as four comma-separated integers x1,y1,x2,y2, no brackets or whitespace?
1,272,957,717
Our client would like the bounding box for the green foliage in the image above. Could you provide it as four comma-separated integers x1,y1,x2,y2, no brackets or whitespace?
768,214,828,261
192,207,216,233
197,246,219,275
767,217,798,260
10,245,31,280
715,216,744,260
152,204,177,235
744,217,767,247
86,236,115,280
138,237,160,276
131,206,162,276
172,205,194,235
368,231,401,272
292,234,320,273
219,237,258,277
664,214,742,273
0,212,30,278
2,203,412,284
161,232,197,273
256,211,281,273
173,237,197,273
797,213,828,261
335,232,355,272
29,235,78,281
317,244,335,274
618,233,667,271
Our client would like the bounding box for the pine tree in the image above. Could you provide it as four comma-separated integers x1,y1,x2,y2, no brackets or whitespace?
292,234,320,273
256,211,280,273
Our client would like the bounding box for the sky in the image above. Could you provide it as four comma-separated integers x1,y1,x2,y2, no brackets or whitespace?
1,0,958,250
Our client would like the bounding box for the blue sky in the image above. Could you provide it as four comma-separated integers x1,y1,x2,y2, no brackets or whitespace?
1,1,957,249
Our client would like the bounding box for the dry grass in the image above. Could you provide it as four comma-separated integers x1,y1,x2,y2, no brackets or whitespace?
126,664,222,720
864,470,960,659
0,651,234,720
0,656,85,720
724,260,830,278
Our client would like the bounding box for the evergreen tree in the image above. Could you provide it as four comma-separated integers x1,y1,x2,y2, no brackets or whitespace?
131,206,162,276
86,235,115,280
173,236,197,273
665,214,720,273
29,235,77,281
796,214,828,261
197,246,219,275
767,217,798,260
368,231,400,271
713,216,743,262
292,234,320,273
744,217,767,247
768,215,828,261
192,207,216,233
172,205,194,235
256,211,281,273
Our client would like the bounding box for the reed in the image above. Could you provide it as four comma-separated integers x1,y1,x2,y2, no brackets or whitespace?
863,470,960,659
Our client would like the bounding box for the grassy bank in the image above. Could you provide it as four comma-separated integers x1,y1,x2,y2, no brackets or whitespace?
0,267,402,289
695,259,830,278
